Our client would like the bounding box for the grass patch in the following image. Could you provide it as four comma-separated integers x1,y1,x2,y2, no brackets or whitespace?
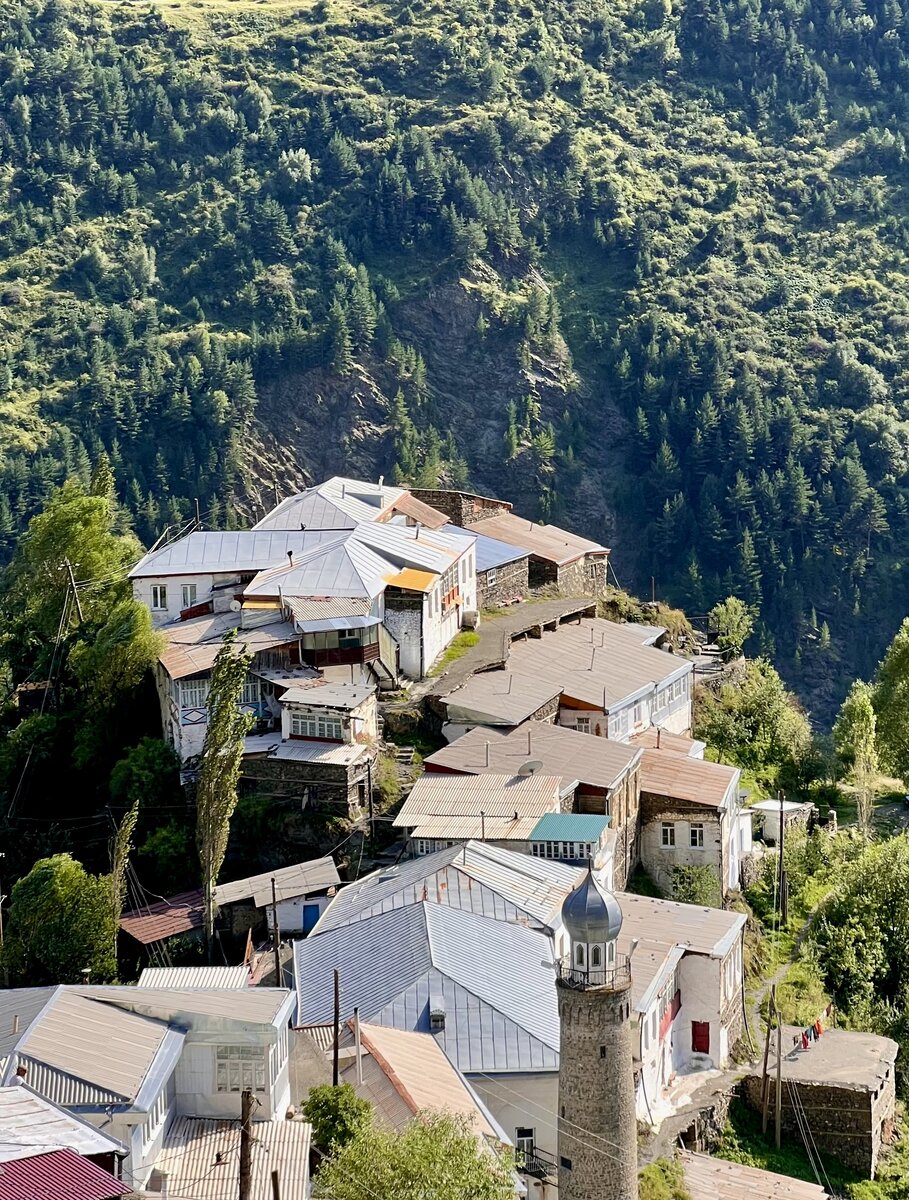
428,630,480,677
639,1159,692,1200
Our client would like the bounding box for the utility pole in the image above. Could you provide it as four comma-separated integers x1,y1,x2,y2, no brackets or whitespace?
760,986,773,1135
366,758,374,854
271,877,281,987
332,968,341,1087
778,791,788,925
63,558,84,624
194,497,201,529
239,1089,253,1200
775,1003,783,1149
480,810,486,842
0,853,6,989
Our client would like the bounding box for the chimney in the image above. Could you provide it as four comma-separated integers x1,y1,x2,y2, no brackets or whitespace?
378,475,384,489
589,647,596,671
527,727,532,754
484,742,490,768
656,727,662,749
287,551,294,567
414,522,421,540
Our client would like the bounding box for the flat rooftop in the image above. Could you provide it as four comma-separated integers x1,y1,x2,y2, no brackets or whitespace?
765,1025,898,1092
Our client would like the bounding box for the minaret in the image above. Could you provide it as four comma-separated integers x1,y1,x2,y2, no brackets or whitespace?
556,865,638,1200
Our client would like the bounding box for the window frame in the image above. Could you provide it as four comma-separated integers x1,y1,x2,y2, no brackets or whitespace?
661,822,676,848
215,1045,267,1094
181,583,197,609
690,823,705,849
151,584,168,611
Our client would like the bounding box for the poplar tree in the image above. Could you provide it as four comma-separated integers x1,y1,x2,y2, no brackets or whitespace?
196,633,254,950
874,617,909,785
833,680,878,836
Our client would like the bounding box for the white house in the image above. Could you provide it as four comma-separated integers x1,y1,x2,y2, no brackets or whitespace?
0,986,299,1193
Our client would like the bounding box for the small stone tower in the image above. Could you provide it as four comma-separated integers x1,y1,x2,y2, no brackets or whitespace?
556,866,638,1200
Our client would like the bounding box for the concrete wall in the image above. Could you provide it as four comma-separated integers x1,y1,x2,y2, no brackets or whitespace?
469,1071,559,1162
479,557,529,609
133,571,244,625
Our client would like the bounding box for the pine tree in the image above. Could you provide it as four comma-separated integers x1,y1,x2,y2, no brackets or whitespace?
327,301,353,376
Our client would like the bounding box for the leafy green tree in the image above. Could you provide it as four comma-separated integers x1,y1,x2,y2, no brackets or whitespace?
874,618,909,784
834,680,878,835
694,659,810,773
110,738,182,810
2,854,118,985
313,1110,515,1200
670,865,722,908
708,595,755,658
303,1084,372,1155
196,634,254,948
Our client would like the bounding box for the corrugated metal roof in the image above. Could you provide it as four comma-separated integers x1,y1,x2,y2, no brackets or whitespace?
630,728,705,756
353,521,464,572
119,890,205,944
442,671,562,726
0,1148,129,1200
680,1151,829,1199
445,526,528,572
243,536,390,601
158,618,300,680
313,841,581,936
294,902,560,1073
130,531,338,578
136,966,250,989
408,815,543,841
215,857,340,908
394,774,562,827
530,813,610,841
470,512,608,566
269,740,370,766
640,749,739,808
283,596,373,622
0,991,54,1062
0,1084,126,1164
615,892,745,958
155,1116,311,1200
254,478,451,533
280,682,374,709
85,986,293,1029
426,723,640,791
383,567,437,592
390,492,451,529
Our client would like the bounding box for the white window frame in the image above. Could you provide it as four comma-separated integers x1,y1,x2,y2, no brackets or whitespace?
240,678,261,706
661,822,675,848
215,1046,267,1094
182,583,197,609
515,1127,535,1160
576,717,590,734
690,823,705,849
151,584,168,610
181,678,209,709
486,566,497,588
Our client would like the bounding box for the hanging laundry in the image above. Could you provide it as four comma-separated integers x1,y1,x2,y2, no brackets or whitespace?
801,1032,810,1050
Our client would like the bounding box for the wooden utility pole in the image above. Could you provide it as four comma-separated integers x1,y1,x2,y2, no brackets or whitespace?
760,987,774,1135
775,1010,783,1149
366,758,374,854
239,1089,253,1200
271,877,281,987
63,558,84,624
332,968,341,1087
271,1170,281,1200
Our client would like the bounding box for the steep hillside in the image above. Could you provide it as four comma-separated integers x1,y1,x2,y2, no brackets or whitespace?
3,0,909,718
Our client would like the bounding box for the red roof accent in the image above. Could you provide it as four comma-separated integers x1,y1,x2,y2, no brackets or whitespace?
0,1149,128,1200
119,889,204,944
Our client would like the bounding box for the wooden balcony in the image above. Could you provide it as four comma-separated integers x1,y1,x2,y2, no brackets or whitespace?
304,643,380,668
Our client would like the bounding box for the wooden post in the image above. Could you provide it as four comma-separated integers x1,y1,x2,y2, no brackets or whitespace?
778,791,788,925
63,558,84,624
270,1170,281,1200
366,758,374,855
332,968,341,1087
760,990,774,1135
240,1089,253,1200
775,1013,783,1149
271,877,281,987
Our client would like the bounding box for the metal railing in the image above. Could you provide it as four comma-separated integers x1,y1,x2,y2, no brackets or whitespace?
517,1146,557,1180
556,954,632,991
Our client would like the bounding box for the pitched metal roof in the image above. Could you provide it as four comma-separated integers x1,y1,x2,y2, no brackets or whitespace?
136,966,250,989
130,531,338,578
154,1115,311,1199
389,492,451,529
615,892,745,957
639,748,739,808
445,525,531,572
215,856,340,908
425,723,640,791
441,671,563,726
0,1148,129,1200
119,890,205,944
629,728,705,756
0,1084,126,1164
294,902,559,1073
680,1151,829,1199
394,774,562,827
280,682,374,709
469,512,608,566
253,477,450,532
529,813,610,842
85,986,293,1030
283,596,372,623
312,840,582,936
407,815,545,841
243,536,391,601
158,619,301,680
269,739,371,766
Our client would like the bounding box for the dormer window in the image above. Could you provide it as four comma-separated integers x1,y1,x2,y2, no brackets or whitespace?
430,1009,446,1031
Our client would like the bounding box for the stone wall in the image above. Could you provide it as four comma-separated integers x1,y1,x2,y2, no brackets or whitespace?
479,556,529,608
537,556,608,597
741,1073,890,1176
241,752,372,816
639,795,724,896
410,489,510,527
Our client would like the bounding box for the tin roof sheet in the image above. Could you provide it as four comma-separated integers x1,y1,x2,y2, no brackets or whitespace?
630,728,705,756
615,892,745,957
445,526,529,572
243,536,390,601
639,749,738,808
136,966,250,989
0,1084,126,1164
155,1116,311,1200
530,813,610,841
383,567,438,592
0,1148,129,1200
469,512,608,566
254,476,407,530
269,740,370,766
215,857,340,908
130,531,337,578
389,492,451,529
295,902,559,1073
680,1151,829,1199
158,617,300,680
442,671,563,726
394,774,562,827
284,596,373,623
426,723,640,791
119,890,205,944
280,682,374,709
84,986,293,1029
408,815,544,841
313,840,582,936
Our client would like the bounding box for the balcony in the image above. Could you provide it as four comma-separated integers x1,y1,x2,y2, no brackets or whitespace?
304,643,380,668
556,954,632,991
518,1146,557,1180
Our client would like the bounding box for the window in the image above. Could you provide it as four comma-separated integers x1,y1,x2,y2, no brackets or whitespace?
290,712,343,740
690,823,705,849
216,1046,266,1094
661,823,675,848
516,1128,535,1159
575,943,586,968
181,583,197,609
291,713,318,737
632,701,644,725
591,945,602,968
576,717,590,734
486,567,498,588
142,1087,168,1152
151,585,167,610
181,678,209,709
240,678,260,706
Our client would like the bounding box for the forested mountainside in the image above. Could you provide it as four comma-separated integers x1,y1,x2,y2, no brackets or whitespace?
3,0,909,719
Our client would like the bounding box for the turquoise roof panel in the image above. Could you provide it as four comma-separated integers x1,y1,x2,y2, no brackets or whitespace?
529,813,611,842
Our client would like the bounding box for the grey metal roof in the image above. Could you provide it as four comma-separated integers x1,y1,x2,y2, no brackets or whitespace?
215,857,340,908
254,476,407,531
442,671,563,727
280,682,374,710
136,966,250,989
294,902,559,1074
268,739,371,766
313,841,583,936
446,525,530,572
0,1083,126,1164
130,531,338,578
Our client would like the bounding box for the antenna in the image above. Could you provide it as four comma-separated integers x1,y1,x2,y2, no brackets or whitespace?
518,760,544,776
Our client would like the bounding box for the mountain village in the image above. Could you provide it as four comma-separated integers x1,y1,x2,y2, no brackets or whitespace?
0,476,899,1200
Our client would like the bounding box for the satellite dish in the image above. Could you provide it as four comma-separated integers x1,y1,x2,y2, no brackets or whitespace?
518,760,544,776
229,600,242,612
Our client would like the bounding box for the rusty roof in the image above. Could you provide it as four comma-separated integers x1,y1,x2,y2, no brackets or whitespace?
680,1152,829,1199
391,492,451,528
469,512,607,567
630,728,705,756
119,890,204,944
639,749,739,808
